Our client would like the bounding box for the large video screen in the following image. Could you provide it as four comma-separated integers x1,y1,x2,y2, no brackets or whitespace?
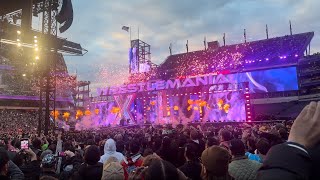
213,67,298,93
206,91,246,122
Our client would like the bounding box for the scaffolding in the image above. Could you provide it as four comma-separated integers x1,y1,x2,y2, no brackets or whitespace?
75,81,90,108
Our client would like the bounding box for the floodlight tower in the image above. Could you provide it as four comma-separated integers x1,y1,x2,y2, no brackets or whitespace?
0,0,87,135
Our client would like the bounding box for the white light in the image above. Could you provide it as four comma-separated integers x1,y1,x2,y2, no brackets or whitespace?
22,74,26,77
34,44,38,47
17,30,21,34
17,39,20,42
35,56,39,60
34,36,37,39
35,47,38,51
17,43,21,47
34,40,37,43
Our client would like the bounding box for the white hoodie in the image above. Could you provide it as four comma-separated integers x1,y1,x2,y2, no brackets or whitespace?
99,138,125,164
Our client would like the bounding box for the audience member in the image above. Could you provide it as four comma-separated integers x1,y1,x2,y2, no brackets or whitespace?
179,143,202,180
0,149,10,180
74,145,103,180
121,140,143,180
201,146,233,180
99,139,125,164
228,139,261,180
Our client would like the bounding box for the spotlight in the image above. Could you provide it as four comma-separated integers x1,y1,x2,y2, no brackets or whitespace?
17,43,21,47
34,36,37,39
17,30,21,34
34,40,37,43
35,47,38,51
22,74,26,77
17,39,20,42
35,56,39,60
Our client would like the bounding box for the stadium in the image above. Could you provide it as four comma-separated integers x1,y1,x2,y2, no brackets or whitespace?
1,1,320,180
93,31,320,126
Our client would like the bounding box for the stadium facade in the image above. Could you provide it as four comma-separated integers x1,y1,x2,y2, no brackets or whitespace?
93,31,320,125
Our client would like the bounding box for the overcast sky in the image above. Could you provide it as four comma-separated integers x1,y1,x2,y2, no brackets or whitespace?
59,0,320,94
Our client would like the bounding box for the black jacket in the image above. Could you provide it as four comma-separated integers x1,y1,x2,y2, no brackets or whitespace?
308,144,320,180
59,156,83,180
73,162,103,180
179,161,202,180
257,143,311,180
39,170,59,179
0,175,10,180
19,160,41,180
187,139,205,158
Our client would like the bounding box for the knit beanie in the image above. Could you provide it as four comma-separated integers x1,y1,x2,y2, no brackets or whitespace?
201,146,230,176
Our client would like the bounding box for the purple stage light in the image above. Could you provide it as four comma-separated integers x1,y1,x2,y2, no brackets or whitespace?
295,54,298,57
266,58,269,61
283,56,287,59
280,56,283,59
0,95,72,102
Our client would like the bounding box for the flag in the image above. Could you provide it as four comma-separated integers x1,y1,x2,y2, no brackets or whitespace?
186,40,189,53
122,26,129,32
56,0,73,33
266,24,269,39
289,20,292,35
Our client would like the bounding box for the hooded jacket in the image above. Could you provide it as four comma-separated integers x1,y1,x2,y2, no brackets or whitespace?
99,139,124,164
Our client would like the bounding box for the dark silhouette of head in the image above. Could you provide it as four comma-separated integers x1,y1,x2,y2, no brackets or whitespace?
229,139,245,157
144,159,179,180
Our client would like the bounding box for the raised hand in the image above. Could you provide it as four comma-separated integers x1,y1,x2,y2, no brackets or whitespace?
288,101,320,148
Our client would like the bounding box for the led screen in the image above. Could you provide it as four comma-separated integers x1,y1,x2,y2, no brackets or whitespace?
212,67,298,93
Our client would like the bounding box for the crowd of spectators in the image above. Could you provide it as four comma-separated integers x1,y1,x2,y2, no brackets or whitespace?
0,102,320,179
0,110,38,137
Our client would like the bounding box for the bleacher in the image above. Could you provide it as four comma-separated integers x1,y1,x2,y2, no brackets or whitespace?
298,53,320,94
154,32,313,80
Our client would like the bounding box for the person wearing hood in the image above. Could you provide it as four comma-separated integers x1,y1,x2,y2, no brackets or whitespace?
99,139,124,164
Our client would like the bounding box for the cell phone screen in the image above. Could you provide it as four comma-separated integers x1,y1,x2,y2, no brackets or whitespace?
21,140,29,149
